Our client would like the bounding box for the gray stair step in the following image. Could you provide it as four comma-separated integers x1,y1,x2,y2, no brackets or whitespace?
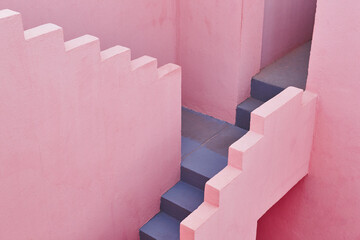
181,147,227,190
139,212,180,240
181,107,226,144
181,136,201,158
236,97,264,130
161,181,204,221
204,124,248,157
250,78,284,102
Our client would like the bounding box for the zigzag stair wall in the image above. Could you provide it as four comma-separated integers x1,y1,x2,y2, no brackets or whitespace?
0,9,181,240
180,87,317,240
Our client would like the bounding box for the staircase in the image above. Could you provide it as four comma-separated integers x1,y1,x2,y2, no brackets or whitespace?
236,41,311,129
140,108,247,239
140,42,312,240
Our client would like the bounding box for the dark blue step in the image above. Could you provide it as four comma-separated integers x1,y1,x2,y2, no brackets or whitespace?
139,212,180,240
235,97,264,130
181,136,201,158
160,181,204,221
181,147,227,190
204,125,248,156
250,42,311,102
181,108,227,145
250,78,284,102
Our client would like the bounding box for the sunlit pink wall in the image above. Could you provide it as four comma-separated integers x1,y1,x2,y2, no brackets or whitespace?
0,10,181,240
0,0,177,66
260,0,317,68
257,0,360,239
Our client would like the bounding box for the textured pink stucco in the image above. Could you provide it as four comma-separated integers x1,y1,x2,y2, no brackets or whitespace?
178,0,264,123
260,0,317,68
180,87,317,239
0,0,177,66
0,10,181,240
257,0,360,239
0,0,317,124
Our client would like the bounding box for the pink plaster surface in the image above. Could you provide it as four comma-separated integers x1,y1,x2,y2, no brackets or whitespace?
0,0,177,66
178,0,264,123
257,1,360,239
0,0,317,124
260,0,317,68
180,87,317,240
0,10,181,240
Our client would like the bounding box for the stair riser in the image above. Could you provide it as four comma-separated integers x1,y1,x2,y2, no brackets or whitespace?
160,197,191,221
235,108,251,130
251,78,284,102
181,166,209,191
139,231,156,240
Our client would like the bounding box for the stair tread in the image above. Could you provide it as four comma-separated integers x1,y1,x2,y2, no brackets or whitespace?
204,124,248,157
162,181,204,213
181,136,202,158
182,147,227,179
181,108,227,144
253,41,311,90
237,97,264,112
140,212,180,240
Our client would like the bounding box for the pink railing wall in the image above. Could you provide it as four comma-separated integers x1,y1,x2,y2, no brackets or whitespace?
0,9,181,240
180,87,317,240
0,0,177,66
258,0,360,239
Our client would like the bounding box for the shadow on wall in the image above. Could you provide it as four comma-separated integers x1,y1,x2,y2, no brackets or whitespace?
261,0,317,68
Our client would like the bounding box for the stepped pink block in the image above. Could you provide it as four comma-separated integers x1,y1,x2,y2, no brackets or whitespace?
0,0,177,66
258,1,360,239
0,9,181,240
180,87,317,240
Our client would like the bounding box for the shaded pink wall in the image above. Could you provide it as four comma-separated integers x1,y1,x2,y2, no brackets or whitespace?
257,0,360,239
0,10,181,240
0,0,177,66
261,0,317,68
181,88,317,240
178,0,264,123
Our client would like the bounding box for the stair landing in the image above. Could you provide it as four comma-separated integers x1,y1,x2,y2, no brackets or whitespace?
250,41,311,102
255,41,311,90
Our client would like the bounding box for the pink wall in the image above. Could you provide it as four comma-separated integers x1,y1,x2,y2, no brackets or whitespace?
0,10,181,240
257,0,360,239
0,0,317,124
178,0,264,123
0,0,177,66
180,87,317,239
260,0,317,68
178,0,316,123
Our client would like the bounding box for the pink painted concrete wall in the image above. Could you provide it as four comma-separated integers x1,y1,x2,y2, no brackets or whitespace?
178,0,264,123
0,0,177,66
0,10,181,240
180,87,317,240
257,1,360,239
0,0,316,124
260,0,317,68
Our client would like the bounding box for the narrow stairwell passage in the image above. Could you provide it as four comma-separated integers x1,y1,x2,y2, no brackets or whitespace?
140,42,312,240
236,41,311,129
140,108,247,240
